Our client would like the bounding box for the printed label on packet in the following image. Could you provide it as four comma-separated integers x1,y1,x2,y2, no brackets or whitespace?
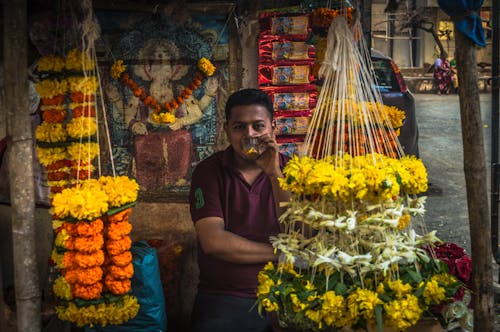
274,117,310,135
272,41,309,61
278,142,304,157
273,92,310,111
272,65,310,85
271,16,309,35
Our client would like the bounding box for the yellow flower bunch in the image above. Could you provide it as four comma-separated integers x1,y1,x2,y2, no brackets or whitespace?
110,60,127,80
55,295,139,327
347,288,382,325
421,278,447,305
396,156,429,194
38,55,65,72
66,117,98,138
36,147,69,166
383,104,406,128
52,181,109,220
35,79,68,98
279,153,426,203
67,76,99,94
53,276,73,300
35,122,68,143
198,57,216,77
65,49,95,72
382,294,423,330
67,142,100,161
152,111,176,124
98,176,139,207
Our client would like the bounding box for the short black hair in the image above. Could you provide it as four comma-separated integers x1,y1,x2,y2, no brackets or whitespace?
224,88,274,122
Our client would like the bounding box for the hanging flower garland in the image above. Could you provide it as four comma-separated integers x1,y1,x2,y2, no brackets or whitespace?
109,57,216,124
35,55,70,194
35,48,141,327
51,177,140,326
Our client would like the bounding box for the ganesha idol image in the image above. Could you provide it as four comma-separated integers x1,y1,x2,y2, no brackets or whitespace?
106,38,218,191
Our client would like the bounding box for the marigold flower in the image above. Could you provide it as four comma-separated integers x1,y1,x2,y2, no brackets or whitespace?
110,60,127,80
71,92,95,103
72,106,96,118
72,281,103,300
38,55,66,72
106,237,132,256
198,57,216,76
109,251,132,267
52,183,108,220
65,49,95,71
74,250,105,268
72,219,104,237
35,122,68,143
106,220,132,240
73,234,104,253
66,142,100,162
47,171,70,181
67,76,99,94
108,208,132,223
99,176,139,207
55,295,139,327
35,79,68,98
41,95,65,106
42,109,68,123
66,117,98,138
64,266,103,285
105,275,131,295
53,276,73,300
107,262,134,279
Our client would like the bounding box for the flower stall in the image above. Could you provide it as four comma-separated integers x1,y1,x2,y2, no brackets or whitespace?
255,8,473,332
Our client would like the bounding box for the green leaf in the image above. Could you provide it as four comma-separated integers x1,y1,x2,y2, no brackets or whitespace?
107,201,137,216
378,293,393,302
334,282,348,296
407,269,423,283
414,284,425,297
375,304,383,332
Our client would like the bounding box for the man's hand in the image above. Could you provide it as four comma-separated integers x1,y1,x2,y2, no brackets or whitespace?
255,134,282,178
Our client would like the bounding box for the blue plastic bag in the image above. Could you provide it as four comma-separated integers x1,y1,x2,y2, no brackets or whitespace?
85,241,167,332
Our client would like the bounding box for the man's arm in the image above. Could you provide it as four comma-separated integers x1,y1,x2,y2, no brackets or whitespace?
195,216,278,264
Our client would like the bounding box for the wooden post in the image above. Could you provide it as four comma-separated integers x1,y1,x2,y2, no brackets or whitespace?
455,30,494,331
4,0,41,331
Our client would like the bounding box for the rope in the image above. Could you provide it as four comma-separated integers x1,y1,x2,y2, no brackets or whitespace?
303,14,405,161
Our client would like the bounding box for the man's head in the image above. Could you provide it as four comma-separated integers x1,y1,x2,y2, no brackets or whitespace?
224,89,275,161
225,89,274,123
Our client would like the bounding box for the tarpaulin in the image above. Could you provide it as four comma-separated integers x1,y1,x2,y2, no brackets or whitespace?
438,0,486,47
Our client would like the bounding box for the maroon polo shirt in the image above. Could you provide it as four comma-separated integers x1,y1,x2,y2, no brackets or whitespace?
189,146,289,298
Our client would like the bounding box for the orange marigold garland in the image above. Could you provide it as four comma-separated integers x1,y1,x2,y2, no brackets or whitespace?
39,49,141,327
110,57,216,124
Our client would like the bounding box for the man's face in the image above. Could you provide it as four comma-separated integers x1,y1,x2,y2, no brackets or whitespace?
225,104,274,161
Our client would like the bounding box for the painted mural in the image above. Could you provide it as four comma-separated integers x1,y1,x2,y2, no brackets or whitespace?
96,9,230,196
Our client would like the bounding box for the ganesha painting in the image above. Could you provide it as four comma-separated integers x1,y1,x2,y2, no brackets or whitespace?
100,11,229,195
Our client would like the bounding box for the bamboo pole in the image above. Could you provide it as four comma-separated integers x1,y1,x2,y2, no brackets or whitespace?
4,0,42,331
455,30,494,332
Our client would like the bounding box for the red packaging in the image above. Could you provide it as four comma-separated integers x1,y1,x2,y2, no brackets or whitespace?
258,61,315,86
261,85,317,117
259,13,311,41
259,36,316,62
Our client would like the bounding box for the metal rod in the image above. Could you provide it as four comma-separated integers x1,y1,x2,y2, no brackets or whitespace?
491,0,500,270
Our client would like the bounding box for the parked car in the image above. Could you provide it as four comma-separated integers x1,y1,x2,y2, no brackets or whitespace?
371,50,419,157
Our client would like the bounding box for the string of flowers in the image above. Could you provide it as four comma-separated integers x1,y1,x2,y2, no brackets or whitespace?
257,153,473,331
36,49,141,327
109,57,216,124
51,177,140,327
35,55,70,194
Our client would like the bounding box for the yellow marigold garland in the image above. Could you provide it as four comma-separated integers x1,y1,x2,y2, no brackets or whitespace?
66,117,98,138
35,122,68,143
37,55,66,72
55,295,140,327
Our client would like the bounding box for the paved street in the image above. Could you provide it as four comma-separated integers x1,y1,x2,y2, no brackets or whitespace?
414,92,492,254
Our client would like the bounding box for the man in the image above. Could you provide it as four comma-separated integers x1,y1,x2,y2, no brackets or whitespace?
189,89,290,332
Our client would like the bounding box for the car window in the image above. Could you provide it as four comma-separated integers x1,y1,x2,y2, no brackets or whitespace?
371,58,399,92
